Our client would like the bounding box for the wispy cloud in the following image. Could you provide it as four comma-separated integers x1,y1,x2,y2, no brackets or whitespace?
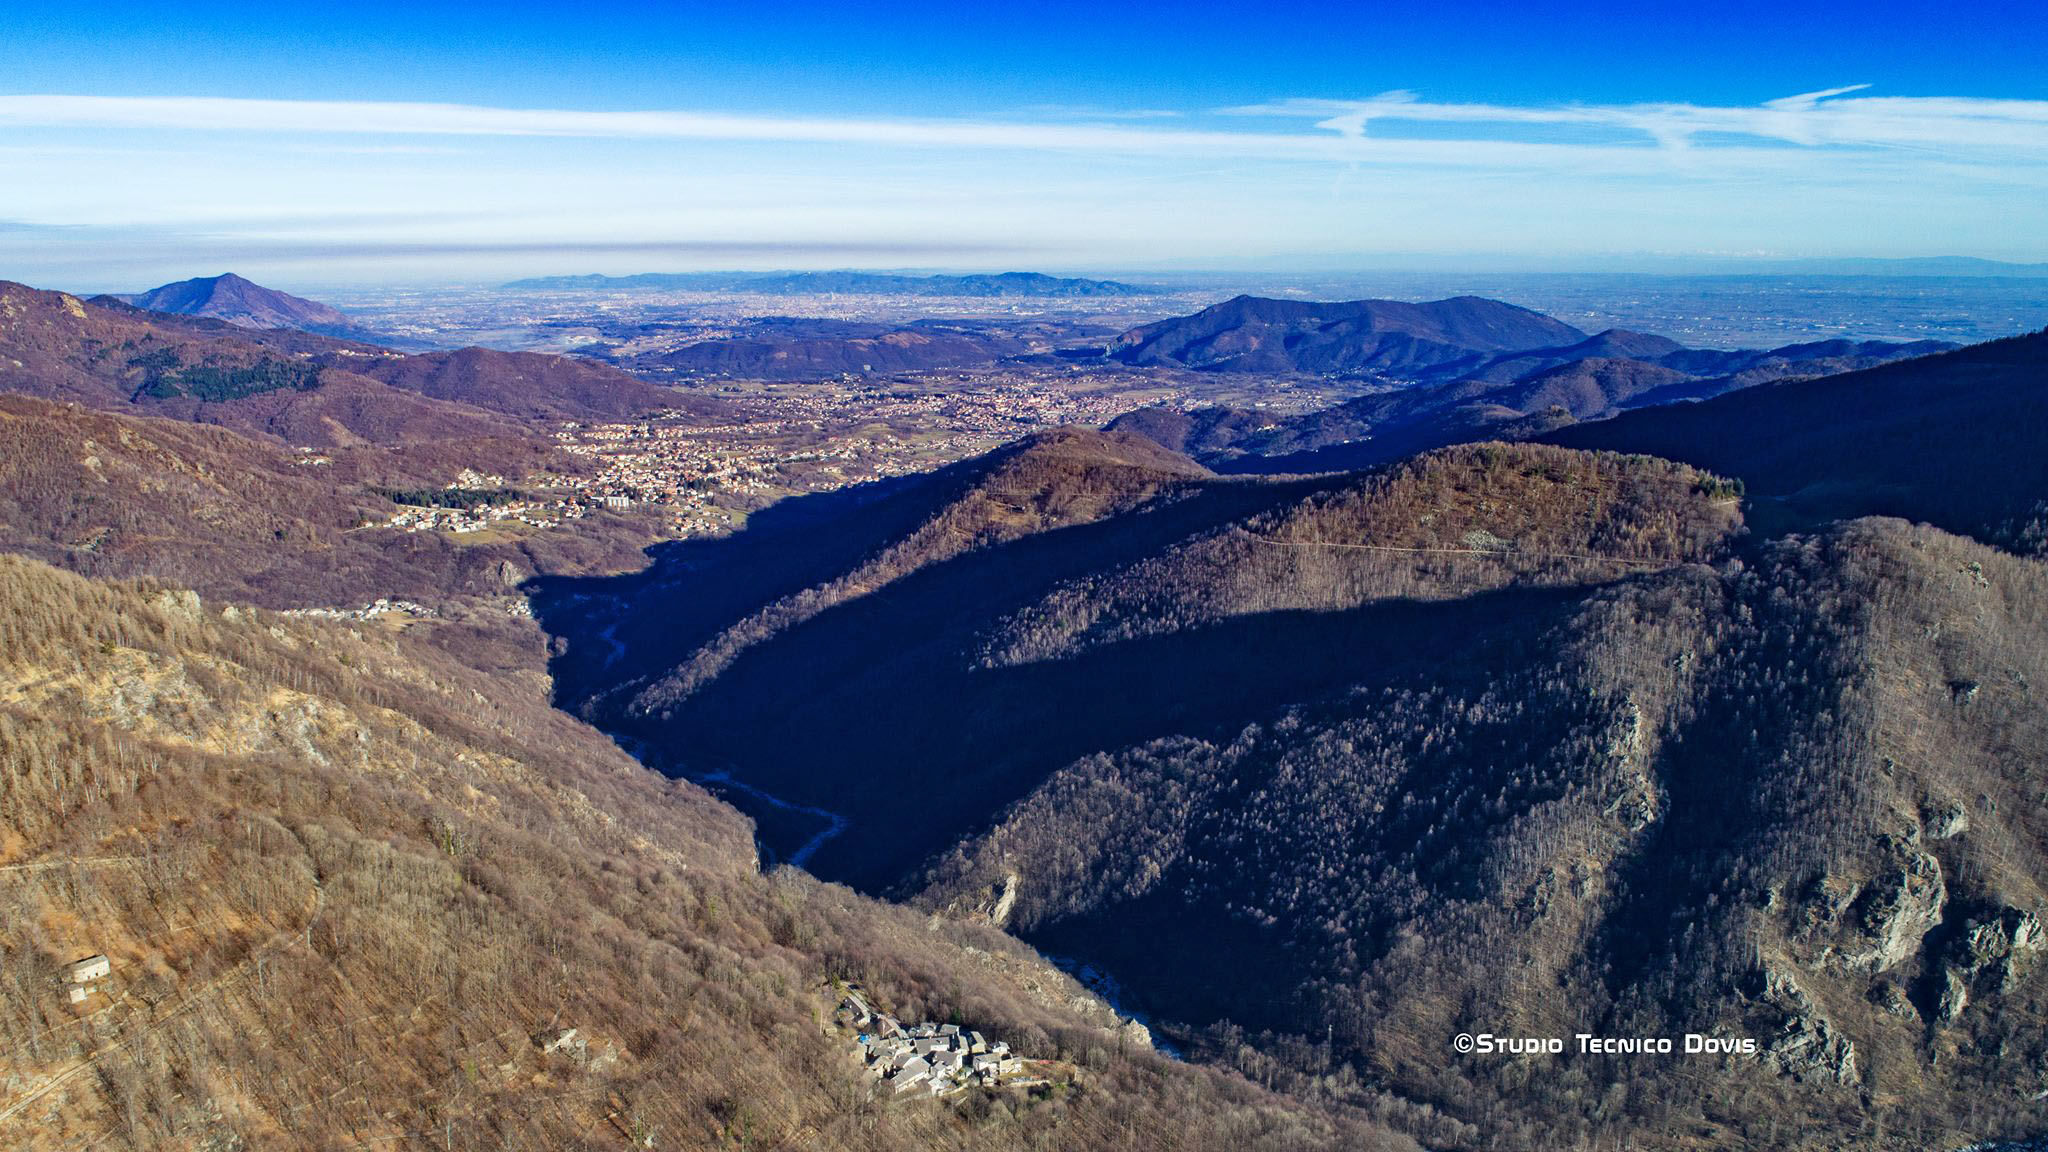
4,88,2047,282
0,217,1026,288
1226,88,2048,156
5,89,2046,168
0,94,1340,158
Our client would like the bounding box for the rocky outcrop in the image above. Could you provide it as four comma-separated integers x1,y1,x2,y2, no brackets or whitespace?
1602,697,1662,832
1838,850,1947,974
1754,965,1860,1086
1936,908,2047,1025
1923,800,1971,840
1938,967,1972,1024
1789,841,1950,977
943,870,1023,930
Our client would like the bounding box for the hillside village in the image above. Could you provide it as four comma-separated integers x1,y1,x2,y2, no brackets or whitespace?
836,988,1028,1098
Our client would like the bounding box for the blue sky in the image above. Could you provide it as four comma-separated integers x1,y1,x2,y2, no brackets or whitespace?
5,1,2048,287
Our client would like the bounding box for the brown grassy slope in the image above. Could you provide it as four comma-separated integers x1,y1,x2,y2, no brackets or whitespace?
920,518,2048,1150
0,555,1415,1152
981,441,1742,666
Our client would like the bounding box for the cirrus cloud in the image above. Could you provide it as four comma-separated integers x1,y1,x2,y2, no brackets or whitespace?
3,87,2046,284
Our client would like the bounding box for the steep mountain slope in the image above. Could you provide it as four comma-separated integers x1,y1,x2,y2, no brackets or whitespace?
1546,328,2048,552
542,331,2048,1148
0,284,362,411
539,430,1311,876
1097,405,1291,459
0,395,641,614
1425,328,1689,388
122,273,353,333
624,428,1211,705
1108,295,1586,375
0,395,381,593
0,395,674,717
538,427,1222,709
10,264,2038,1152
977,443,1740,667
918,518,2048,1150
0,554,1412,1151
1448,355,1694,418
553,443,1740,895
1417,332,1952,396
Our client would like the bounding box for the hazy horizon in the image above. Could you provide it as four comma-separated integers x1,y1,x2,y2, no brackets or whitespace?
7,1,2048,286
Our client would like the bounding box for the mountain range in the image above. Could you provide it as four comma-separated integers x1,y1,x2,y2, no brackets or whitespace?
0,544,1407,1151
0,280,729,627
505,270,1158,296
2,281,712,441
123,273,350,330
1,269,2044,1150
537,329,2048,1150
0,277,1421,1150
1547,327,2048,551
627,291,1946,397
1102,298,1951,472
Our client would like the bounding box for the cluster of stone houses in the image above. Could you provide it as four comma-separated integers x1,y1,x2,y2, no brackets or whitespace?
838,990,1020,1096
282,597,437,622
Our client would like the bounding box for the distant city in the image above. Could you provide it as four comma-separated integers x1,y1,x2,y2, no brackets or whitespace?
315,270,2046,355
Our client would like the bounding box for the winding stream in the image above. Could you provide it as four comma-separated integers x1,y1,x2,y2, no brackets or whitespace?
697,770,851,867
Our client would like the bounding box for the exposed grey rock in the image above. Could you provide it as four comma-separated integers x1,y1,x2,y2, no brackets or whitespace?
535,1027,584,1057
1764,1012,1859,1086
1118,1017,1154,1052
1869,979,1917,1020
1924,801,1971,840
1603,698,1661,832
1963,909,2046,989
1755,963,1859,1086
1931,909,2043,1027
1839,850,1945,974
153,588,203,622
1939,967,1971,1024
